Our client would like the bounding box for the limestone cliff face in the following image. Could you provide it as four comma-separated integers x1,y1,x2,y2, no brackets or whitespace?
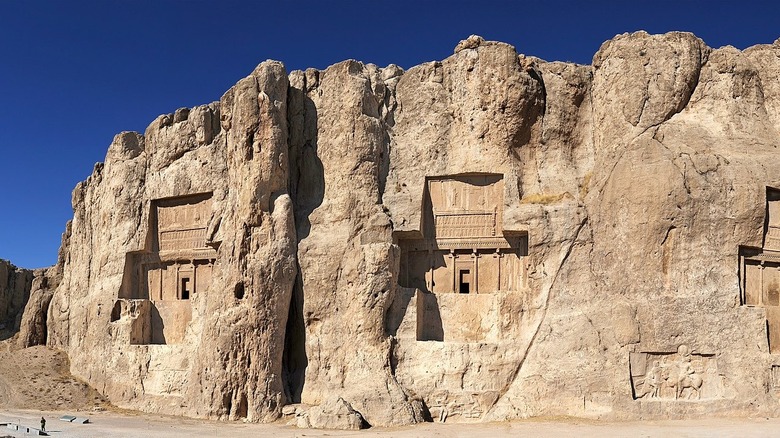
0,260,33,338
46,62,296,421
35,31,780,426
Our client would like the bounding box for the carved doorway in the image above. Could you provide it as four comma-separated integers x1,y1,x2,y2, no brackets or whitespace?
459,269,471,294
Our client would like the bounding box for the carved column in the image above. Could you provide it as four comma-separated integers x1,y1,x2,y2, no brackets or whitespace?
406,246,409,286
191,260,197,296
451,250,457,294
761,262,766,306
447,251,455,293
158,264,164,301
494,250,501,292
473,249,479,294
175,262,181,300
740,255,746,304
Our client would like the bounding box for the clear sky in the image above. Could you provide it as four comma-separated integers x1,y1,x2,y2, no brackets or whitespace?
1,0,779,269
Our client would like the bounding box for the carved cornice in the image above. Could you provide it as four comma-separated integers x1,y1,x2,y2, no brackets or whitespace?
401,236,524,251
746,250,780,263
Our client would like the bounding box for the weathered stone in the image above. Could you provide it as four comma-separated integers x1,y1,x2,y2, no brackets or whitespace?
17,268,56,348
301,397,367,430
0,260,33,337
4,31,780,428
46,61,295,422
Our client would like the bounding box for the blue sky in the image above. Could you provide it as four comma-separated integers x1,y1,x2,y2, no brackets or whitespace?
1,1,779,269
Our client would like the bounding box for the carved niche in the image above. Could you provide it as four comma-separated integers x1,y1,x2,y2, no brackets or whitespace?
771,365,780,390
398,174,528,295
630,345,721,401
392,174,528,343
739,187,780,353
113,193,218,345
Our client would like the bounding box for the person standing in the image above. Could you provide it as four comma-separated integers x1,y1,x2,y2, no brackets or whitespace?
40,416,46,432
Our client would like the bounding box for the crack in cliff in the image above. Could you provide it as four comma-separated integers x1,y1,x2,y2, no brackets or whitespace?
487,214,589,415
590,41,710,206
281,74,316,405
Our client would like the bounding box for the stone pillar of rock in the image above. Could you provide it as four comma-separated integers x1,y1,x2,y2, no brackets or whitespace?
288,60,426,426
17,267,57,347
386,36,592,423
189,60,297,422
0,259,33,337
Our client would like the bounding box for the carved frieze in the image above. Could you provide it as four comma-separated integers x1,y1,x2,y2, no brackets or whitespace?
426,390,499,422
630,345,720,401
155,194,215,257
159,228,208,253
434,212,497,239
428,175,503,240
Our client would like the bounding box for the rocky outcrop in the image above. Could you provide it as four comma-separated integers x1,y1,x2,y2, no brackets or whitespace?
0,259,33,338
297,397,367,430
23,31,780,427
17,229,67,348
17,268,56,347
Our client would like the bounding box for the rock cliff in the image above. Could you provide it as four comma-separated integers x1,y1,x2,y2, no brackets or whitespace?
17,31,780,426
0,259,33,339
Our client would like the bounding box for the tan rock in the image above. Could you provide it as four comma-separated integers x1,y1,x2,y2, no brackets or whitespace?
7,31,779,428
0,259,33,337
17,267,57,347
300,396,367,430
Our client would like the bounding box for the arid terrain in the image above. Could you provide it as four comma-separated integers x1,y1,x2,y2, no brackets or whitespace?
2,408,780,437
0,342,106,412
2,341,775,436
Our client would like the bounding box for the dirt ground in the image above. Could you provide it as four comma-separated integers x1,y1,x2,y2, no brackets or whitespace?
1,342,780,437
0,341,107,412
1,408,780,438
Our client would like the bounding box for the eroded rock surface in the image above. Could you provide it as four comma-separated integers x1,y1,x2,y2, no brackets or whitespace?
0,260,33,339
11,31,780,426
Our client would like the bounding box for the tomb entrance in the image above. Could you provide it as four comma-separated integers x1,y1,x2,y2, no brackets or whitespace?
398,174,527,295
113,193,218,345
395,174,527,343
740,188,780,353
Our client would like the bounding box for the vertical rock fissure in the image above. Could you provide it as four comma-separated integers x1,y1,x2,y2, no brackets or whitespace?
281,270,307,403
281,72,321,405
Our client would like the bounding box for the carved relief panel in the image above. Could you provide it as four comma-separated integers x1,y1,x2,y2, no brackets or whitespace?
427,175,503,239
426,390,499,423
154,194,215,258
771,365,780,390
630,345,721,400
766,191,780,251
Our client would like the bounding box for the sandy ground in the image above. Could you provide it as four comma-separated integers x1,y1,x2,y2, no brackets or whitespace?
2,343,780,437
1,409,780,438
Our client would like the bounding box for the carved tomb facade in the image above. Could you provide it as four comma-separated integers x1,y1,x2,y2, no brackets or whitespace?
112,193,217,345
740,188,780,353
